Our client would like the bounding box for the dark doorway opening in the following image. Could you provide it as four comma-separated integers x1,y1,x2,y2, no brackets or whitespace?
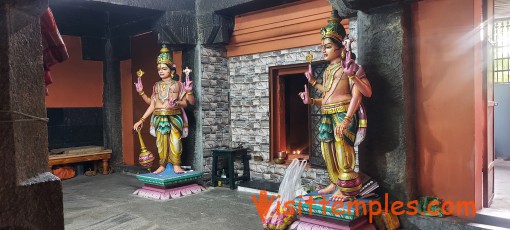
284,73,310,155
270,65,311,163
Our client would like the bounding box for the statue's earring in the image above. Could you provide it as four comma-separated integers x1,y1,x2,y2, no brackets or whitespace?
341,48,346,60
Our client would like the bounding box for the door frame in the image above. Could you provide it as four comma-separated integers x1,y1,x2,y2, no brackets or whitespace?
482,0,495,208
269,64,308,161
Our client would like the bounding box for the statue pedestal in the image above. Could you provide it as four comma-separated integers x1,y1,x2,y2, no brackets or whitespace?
133,163,205,200
290,216,372,230
289,192,376,230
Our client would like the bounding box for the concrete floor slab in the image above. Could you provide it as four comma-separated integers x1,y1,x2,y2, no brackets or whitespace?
492,159,510,212
63,173,263,230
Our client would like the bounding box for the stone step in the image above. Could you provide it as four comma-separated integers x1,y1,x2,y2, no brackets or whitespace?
238,179,280,193
472,209,510,229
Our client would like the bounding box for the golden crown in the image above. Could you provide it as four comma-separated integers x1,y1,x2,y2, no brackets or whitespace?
320,28,344,42
157,45,173,66
320,10,345,43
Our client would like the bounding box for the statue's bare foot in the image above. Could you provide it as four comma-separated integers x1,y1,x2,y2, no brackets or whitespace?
330,190,350,202
153,166,165,174
318,183,336,195
174,165,185,174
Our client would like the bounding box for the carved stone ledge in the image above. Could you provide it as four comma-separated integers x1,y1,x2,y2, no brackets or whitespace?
330,0,416,11
197,13,233,45
154,11,197,46
327,0,357,18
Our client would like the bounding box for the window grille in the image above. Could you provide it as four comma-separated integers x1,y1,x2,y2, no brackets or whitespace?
494,18,510,83
309,62,328,168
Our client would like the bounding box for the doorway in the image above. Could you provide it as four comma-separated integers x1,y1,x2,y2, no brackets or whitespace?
269,62,332,168
490,17,510,211
270,65,310,163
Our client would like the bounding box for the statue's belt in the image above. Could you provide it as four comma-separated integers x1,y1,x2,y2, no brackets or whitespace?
153,109,181,116
321,101,349,115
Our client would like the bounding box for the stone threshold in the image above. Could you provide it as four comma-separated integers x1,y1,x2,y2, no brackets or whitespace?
262,160,327,170
404,211,510,230
114,164,151,175
238,179,280,194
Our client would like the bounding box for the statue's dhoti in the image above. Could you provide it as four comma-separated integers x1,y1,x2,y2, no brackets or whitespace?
152,109,183,166
319,101,361,197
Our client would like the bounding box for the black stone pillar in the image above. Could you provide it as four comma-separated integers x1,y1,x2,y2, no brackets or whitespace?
356,4,416,203
0,1,64,228
103,38,123,165
181,46,201,171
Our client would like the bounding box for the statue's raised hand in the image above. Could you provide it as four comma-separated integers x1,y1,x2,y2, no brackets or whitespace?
183,67,193,92
298,84,310,104
184,74,193,92
304,64,315,83
134,78,144,93
341,37,358,76
344,61,358,76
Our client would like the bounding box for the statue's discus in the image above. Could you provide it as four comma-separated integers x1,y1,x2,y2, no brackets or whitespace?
306,52,313,64
136,69,145,78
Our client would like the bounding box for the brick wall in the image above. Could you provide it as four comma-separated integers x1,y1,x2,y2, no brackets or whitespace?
228,44,331,186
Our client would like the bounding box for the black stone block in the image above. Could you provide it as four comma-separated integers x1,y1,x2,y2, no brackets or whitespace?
63,108,102,126
356,4,415,203
47,108,64,127
238,179,280,193
341,0,404,10
47,108,104,150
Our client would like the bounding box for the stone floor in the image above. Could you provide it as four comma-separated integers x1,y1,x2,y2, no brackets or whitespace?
470,159,510,230
490,159,510,212
62,161,510,230
62,173,262,230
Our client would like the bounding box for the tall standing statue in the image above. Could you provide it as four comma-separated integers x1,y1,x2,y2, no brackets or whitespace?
133,45,195,174
299,10,372,201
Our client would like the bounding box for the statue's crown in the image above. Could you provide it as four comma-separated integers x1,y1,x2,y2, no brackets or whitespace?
320,10,346,43
157,45,174,66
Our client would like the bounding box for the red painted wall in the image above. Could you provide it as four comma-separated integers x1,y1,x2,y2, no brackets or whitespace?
45,36,103,108
413,0,484,210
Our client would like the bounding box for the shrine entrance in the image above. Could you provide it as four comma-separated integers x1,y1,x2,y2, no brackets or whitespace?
270,64,311,163
486,4,510,212
270,62,340,168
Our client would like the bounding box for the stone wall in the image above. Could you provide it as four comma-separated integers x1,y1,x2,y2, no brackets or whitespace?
200,46,231,177
228,44,331,186
229,45,321,160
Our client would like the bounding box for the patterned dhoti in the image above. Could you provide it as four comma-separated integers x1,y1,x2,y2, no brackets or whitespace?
318,101,361,197
151,109,183,166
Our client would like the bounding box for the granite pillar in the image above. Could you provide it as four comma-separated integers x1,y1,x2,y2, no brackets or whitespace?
356,3,416,203
180,46,202,172
102,38,123,165
0,1,64,228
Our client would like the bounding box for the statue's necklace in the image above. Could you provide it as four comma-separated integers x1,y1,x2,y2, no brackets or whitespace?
157,80,176,103
322,63,342,93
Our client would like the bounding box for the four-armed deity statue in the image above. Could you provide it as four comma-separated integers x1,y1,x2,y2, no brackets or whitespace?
133,45,195,174
299,10,372,202
132,45,204,200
